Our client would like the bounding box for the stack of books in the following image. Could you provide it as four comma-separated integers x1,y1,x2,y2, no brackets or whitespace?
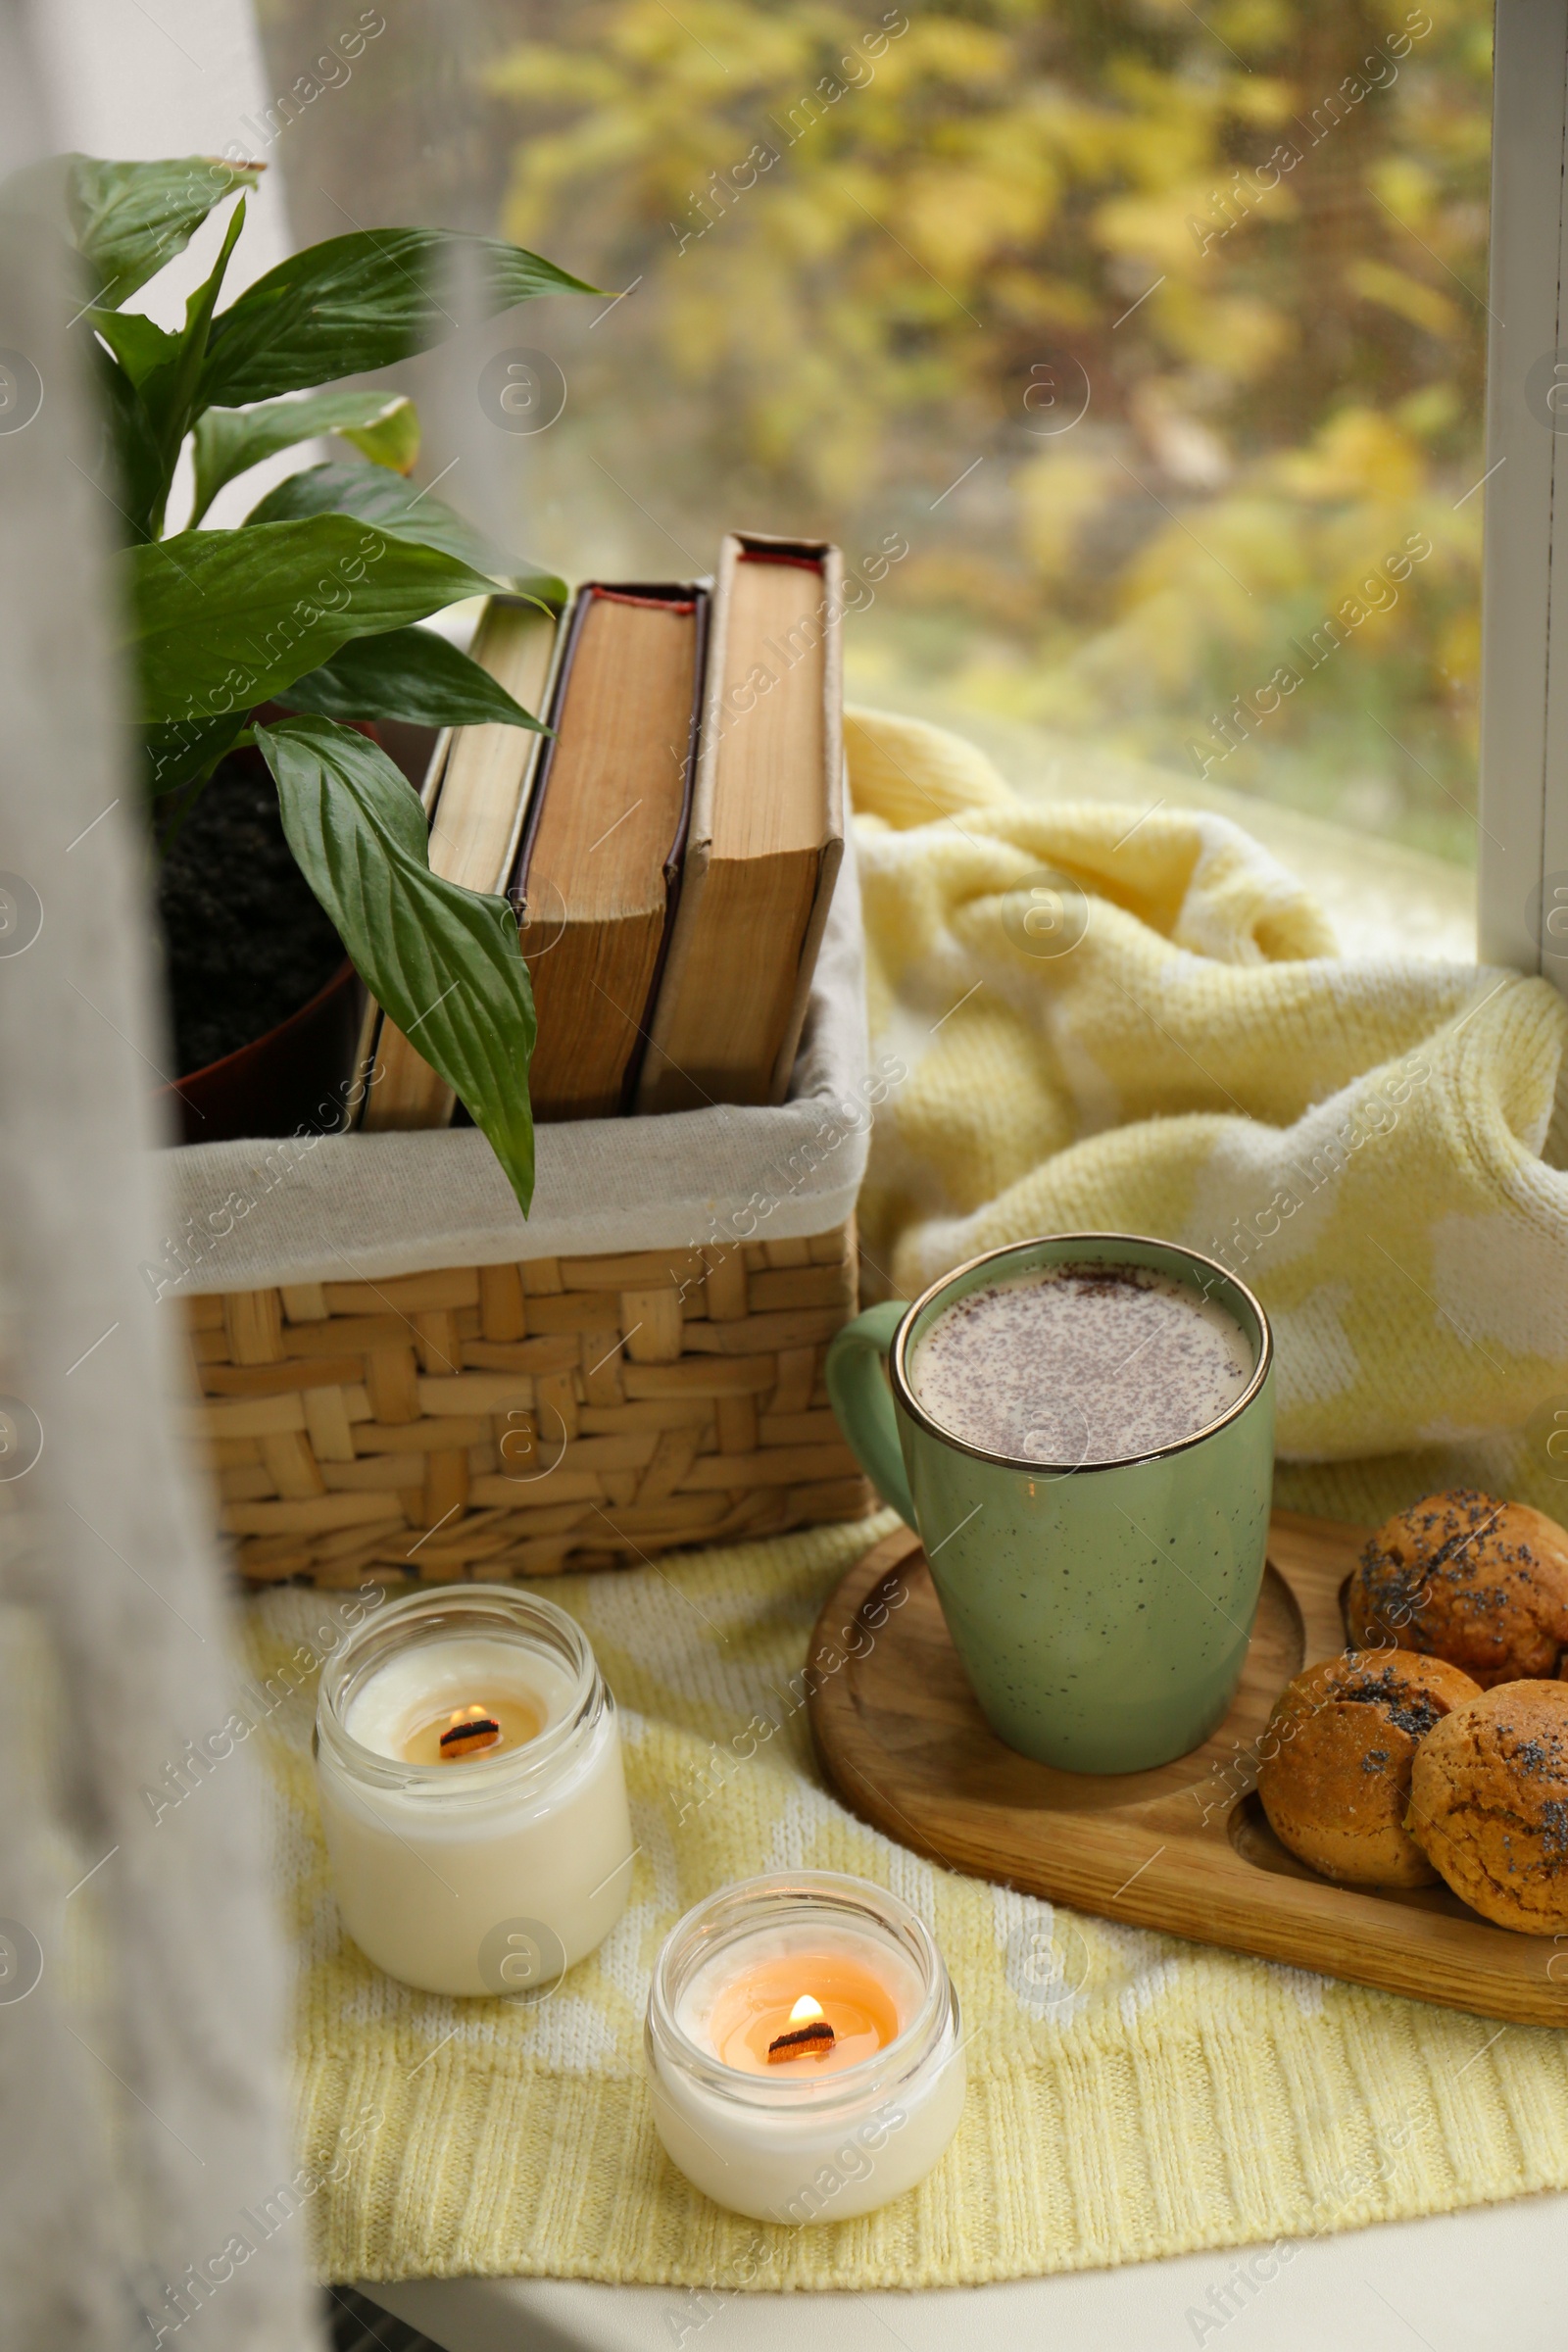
361,532,845,1129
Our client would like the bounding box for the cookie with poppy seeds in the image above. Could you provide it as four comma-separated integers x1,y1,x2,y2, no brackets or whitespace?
1256,1650,1482,1886
1345,1490,1568,1687
1407,1680,1568,1933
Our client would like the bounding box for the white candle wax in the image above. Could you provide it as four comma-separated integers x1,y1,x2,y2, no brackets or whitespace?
645,1874,965,2223
316,1591,632,1997
344,1634,570,1763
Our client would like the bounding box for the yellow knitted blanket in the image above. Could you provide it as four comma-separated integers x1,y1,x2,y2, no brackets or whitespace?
847,709,1568,1479
255,710,1568,2287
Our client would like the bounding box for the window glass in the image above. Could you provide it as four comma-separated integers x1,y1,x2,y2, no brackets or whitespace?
259,0,1491,873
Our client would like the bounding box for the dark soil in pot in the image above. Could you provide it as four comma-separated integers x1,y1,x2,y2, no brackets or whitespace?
157,746,347,1078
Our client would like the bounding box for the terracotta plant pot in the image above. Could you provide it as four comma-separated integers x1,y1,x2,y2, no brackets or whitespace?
164,959,365,1146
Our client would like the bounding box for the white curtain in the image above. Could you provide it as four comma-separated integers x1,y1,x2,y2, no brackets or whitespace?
0,6,320,2345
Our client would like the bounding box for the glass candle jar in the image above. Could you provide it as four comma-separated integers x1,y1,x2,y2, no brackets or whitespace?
315,1587,632,1997
645,1871,964,2223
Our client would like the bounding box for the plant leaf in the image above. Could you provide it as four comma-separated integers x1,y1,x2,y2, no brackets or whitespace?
87,307,181,388
245,457,565,604
127,515,498,721
139,712,250,797
134,193,249,529
255,715,536,1210
274,627,548,729
191,392,419,524
64,153,261,310
88,340,165,542
339,401,420,475
198,228,600,409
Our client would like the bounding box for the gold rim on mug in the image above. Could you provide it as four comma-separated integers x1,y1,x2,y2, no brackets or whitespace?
888,1231,1274,1477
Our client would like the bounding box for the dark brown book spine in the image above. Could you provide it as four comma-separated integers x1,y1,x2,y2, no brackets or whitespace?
511,581,710,1115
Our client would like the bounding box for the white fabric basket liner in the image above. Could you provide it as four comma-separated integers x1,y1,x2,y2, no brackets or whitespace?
155,838,871,1296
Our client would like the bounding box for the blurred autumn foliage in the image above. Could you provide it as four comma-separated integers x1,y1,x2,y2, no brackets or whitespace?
483,0,1491,858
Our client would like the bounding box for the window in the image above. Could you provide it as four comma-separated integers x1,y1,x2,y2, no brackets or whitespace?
255,0,1497,945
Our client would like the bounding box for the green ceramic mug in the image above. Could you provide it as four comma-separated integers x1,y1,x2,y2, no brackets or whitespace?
825,1233,1274,1773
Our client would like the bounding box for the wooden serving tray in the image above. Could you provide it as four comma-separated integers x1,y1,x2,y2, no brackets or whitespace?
808,1512,1568,2027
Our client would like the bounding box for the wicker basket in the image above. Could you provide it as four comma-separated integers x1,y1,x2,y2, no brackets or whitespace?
181,1221,872,1587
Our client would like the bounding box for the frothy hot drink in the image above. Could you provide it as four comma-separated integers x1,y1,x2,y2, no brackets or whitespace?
908,1261,1252,1465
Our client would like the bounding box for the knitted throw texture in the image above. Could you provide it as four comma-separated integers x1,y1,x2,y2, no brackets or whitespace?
254,709,1568,2287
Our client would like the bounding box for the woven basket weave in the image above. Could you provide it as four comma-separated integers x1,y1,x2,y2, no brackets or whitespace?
181,1222,871,1587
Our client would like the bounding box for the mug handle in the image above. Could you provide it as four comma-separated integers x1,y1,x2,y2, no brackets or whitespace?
825,1300,916,1529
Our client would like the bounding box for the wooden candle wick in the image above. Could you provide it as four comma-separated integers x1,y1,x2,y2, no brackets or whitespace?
766,2019,836,2061
439,1715,502,1759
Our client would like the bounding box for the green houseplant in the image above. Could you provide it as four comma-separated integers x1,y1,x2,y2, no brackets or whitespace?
59,151,597,1210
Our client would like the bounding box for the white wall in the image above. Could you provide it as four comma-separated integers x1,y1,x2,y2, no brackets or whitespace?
32,0,292,281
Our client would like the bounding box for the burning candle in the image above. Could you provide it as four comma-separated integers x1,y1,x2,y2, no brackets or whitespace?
315,1589,632,1997
645,1873,964,2223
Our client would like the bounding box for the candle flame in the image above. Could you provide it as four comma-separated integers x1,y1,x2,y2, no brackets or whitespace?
449,1704,491,1729
788,1993,825,2026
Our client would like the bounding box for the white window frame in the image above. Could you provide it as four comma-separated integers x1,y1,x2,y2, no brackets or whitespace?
1480,0,1568,986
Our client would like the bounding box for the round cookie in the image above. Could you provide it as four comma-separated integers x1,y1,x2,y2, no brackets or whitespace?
1407,1681,1568,1934
1346,1490,1568,1687
1256,1651,1482,1886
